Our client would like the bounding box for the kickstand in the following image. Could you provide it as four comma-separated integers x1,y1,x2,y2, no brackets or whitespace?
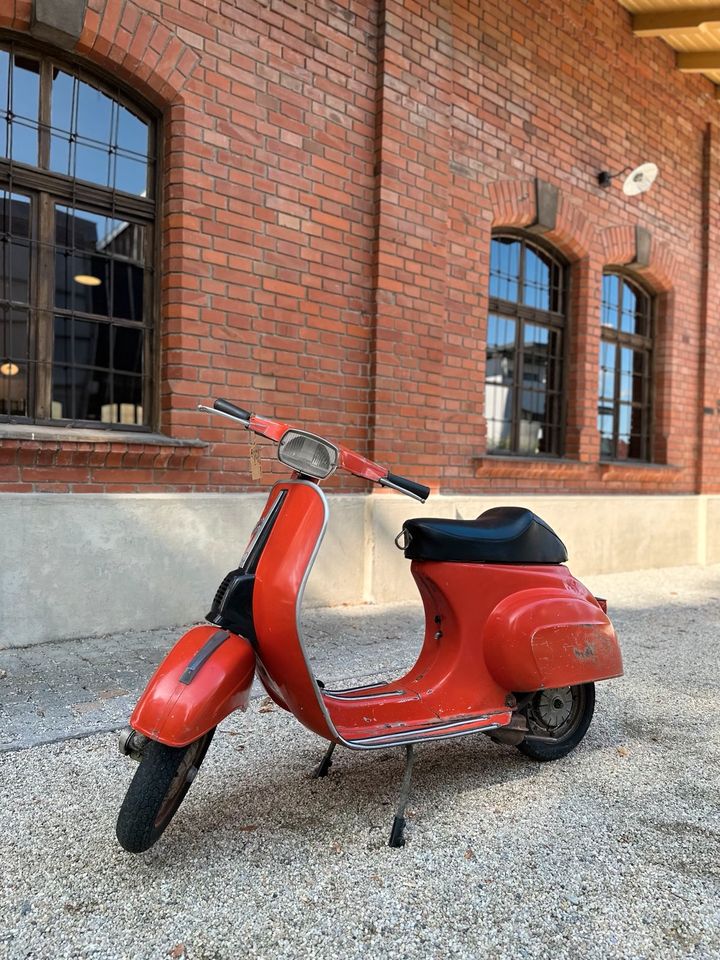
313,741,336,778
388,744,415,848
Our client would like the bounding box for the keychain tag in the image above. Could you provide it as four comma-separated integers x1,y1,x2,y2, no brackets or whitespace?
249,433,263,481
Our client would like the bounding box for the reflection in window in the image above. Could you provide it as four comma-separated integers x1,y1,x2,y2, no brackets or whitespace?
485,235,566,456
598,273,653,461
0,42,154,427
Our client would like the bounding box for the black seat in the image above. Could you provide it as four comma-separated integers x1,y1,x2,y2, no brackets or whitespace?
401,506,568,565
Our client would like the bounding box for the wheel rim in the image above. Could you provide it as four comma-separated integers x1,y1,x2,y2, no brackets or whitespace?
526,686,583,739
153,735,209,829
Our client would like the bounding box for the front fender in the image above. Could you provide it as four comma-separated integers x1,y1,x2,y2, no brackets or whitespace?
484,588,623,691
130,625,256,747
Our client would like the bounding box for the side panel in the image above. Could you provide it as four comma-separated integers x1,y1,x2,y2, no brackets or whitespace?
483,588,623,691
131,625,256,747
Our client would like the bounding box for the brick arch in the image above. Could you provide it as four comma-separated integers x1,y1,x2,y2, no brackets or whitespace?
0,0,199,108
486,179,536,229
544,193,594,262
635,240,678,294
486,178,593,262
598,226,678,294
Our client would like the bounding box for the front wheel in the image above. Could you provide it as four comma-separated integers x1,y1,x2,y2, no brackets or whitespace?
116,728,215,853
516,683,595,761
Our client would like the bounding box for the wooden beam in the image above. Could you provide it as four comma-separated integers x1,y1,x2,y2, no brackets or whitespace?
677,51,720,72
633,8,720,37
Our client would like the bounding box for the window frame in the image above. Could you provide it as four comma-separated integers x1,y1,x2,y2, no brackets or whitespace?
0,37,160,434
486,230,569,458
598,269,655,463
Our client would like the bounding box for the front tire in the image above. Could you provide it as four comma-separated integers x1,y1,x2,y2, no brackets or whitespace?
116,728,215,853
516,683,595,761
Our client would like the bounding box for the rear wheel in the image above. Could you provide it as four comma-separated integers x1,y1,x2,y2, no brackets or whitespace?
116,728,215,853
516,683,594,761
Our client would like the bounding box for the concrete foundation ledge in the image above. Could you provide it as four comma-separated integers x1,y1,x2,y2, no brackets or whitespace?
1,492,717,647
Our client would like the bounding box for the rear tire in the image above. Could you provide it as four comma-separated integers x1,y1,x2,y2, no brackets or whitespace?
516,683,595,761
116,728,215,853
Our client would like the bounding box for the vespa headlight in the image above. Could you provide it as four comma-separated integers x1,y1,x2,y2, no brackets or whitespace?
278,429,338,479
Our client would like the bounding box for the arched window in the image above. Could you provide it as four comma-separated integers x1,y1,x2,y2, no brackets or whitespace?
485,233,566,456
0,42,156,429
598,272,653,461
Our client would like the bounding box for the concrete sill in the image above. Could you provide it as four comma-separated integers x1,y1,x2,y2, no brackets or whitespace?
0,423,207,448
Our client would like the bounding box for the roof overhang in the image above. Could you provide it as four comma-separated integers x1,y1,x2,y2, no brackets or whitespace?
618,0,720,92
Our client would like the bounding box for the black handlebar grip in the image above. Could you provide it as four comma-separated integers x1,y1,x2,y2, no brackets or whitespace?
213,398,252,421
386,472,430,502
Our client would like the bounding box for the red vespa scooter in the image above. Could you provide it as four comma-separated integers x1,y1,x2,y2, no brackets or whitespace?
116,398,623,853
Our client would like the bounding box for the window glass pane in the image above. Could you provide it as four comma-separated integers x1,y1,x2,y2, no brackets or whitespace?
75,319,110,369
485,313,516,452
115,154,148,196
118,105,149,159
51,364,75,420
75,142,112,189
620,282,638,335
519,323,561,455
489,238,520,303
602,274,619,328
111,261,144,321
76,79,114,145
110,374,143,424
113,325,143,374
632,350,646,404
0,355,29,415
55,249,110,316
629,406,646,460
10,54,39,165
619,346,634,402
49,68,73,174
598,340,616,401
55,363,114,421
522,246,551,311
616,405,632,460
53,316,71,364
0,49,8,157
0,192,31,306
55,205,144,322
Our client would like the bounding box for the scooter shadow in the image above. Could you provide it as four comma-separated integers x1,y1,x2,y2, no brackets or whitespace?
146,728,608,865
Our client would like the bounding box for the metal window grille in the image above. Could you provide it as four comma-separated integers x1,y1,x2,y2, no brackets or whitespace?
598,272,653,462
485,233,566,457
0,40,156,430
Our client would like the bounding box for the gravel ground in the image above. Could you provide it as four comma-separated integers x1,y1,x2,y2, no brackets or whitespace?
1,564,719,960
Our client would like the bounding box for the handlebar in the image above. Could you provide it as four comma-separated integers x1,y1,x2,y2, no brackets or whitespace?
380,472,430,503
199,398,430,502
213,398,252,421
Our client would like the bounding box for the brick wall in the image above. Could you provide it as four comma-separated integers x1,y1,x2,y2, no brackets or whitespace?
1,0,719,495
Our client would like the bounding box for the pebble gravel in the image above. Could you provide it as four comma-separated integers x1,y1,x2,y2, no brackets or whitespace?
0,564,719,960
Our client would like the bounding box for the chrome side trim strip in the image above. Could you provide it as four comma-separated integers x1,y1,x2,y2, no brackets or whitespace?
324,689,407,702
349,714,496,744
344,722,502,751
326,680,387,694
